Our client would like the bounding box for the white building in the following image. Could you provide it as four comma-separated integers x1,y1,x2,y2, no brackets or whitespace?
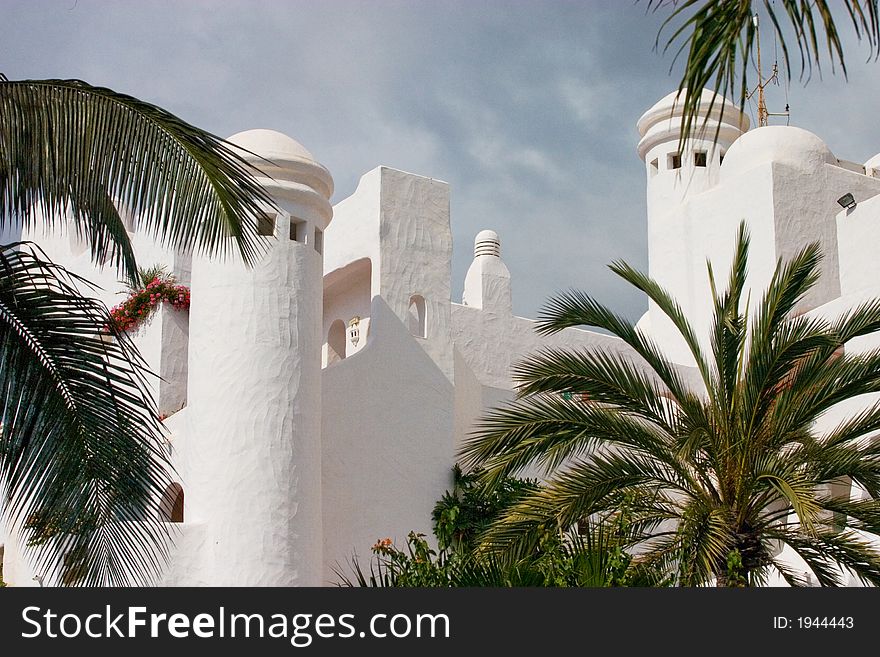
3,89,880,586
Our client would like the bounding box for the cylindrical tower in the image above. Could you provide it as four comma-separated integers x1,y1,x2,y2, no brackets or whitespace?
635,89,749,364
637,88,749,225
181,129,333,585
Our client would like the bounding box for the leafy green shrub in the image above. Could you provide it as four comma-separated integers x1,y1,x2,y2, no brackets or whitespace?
432,464,538,552
337,466,672,587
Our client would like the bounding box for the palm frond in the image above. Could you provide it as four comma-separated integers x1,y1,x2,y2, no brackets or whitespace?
476,452,691,554
774,528,880,586
0,242,173,586
609,258,712,389
773,347,880,439
675,506,733,586
535,289,705,421
512,347,679,434
0,78,274,284
646,0,880,151
705,220,749,412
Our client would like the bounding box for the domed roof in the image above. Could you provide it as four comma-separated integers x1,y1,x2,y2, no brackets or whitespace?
475,229,499,243
226,129,316,163
224,128,334,210
636,88,749,159
637,88,748,137
474,229,501,257
865,152,880,172
720,126,836,179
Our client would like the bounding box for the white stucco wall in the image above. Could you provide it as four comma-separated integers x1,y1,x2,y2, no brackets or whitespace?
451,303,639,391
181,225,325,586
837,194,880,296
321,297,454,584
462,230,512,314
643,126,880,366
323,167,383,296
377,168,454,381
647,161,778,364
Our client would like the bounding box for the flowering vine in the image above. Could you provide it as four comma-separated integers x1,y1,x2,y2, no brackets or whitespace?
107,273,190,334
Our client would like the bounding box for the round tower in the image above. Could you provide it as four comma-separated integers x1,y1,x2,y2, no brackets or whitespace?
635,89,748,365
182,129,333,585
638,88,749,223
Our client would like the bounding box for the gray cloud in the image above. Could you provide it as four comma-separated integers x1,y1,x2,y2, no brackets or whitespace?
4,0,879,321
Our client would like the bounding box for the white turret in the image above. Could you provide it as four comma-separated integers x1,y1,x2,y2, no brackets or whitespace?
181,129,333,585
462,229,511,314
635,90,749,364
638,88,749,222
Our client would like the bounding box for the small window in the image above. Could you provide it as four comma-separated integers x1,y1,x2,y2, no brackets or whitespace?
694,151,707,167
667,153,681,170
649,158,659,177
290,218,306,242
408,295,427,338
257,212,276,236
314,228,323,254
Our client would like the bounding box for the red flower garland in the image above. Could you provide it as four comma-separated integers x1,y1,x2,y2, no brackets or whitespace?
107,276,190,333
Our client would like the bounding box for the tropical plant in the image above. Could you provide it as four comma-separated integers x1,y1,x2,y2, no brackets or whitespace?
336,524,666,588
462,222,880,586
0,76,275,585
646,1,879,143
338,469,668,587
432,464,539,552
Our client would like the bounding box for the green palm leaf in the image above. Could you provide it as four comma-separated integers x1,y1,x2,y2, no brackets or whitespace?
646,1,879,150
0,77,273,285
0,76,281,586
1,242,173,586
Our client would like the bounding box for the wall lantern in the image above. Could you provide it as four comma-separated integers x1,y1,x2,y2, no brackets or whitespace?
837,193,857,210
348,316,361,347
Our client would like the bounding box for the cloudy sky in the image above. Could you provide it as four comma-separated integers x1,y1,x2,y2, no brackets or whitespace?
4,1,880,320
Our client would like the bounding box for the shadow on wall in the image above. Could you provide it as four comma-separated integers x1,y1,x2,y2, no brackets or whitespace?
320,296,455,582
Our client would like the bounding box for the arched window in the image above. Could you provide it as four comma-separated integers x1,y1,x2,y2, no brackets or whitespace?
159,483,184,523
408,295,427,338
327,319,346,364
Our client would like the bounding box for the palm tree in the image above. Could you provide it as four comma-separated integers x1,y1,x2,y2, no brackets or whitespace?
462,222,880,586
646,1,879,144
1,77,274,585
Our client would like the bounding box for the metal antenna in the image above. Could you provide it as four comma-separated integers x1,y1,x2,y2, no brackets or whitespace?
748,14,789,126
